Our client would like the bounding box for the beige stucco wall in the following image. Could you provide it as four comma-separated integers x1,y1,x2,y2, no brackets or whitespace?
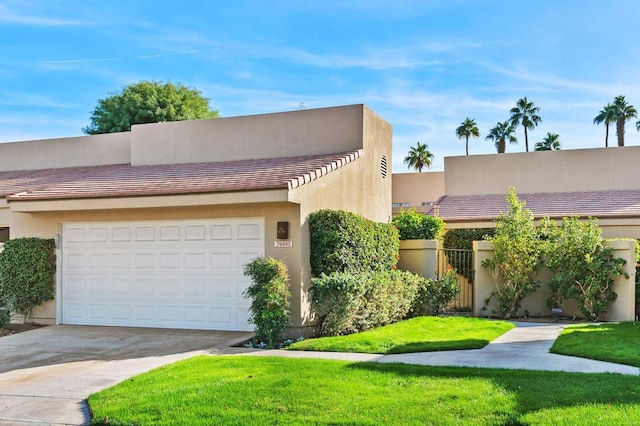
131,104,367,166
473,240,636,321
0,133,131,172
288,106,393,333
397,240,438,280
392,172,445,214
445,146,640,196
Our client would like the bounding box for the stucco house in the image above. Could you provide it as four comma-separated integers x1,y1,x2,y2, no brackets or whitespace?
0,104,392,334
393,147,640,239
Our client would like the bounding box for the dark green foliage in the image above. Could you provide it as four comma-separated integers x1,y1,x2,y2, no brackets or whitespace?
83,80,219,134
309,210,399,276
443,228,494,281
243,257,291,346
309,270,424,336
443,228,495,250
0,238,56,324
543,217,626,321
412,270,461,316
391,208,444,240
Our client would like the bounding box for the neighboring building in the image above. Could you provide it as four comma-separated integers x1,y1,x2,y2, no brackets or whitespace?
393,147,640,239
391,172,444,214
0,104,392,334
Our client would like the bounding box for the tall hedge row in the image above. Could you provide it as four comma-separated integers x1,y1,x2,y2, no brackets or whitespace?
309,210,399,276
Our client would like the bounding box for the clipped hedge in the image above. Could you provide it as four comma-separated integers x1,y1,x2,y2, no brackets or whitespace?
0,238,56,324
309,270,425,336
392,208,445,240
309,210,399,276
443,228,495,250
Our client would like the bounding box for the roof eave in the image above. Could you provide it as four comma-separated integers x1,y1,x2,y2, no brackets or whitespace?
7,188,292,212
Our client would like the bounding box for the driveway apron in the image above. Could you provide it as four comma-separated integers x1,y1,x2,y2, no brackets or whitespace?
0,325,252,425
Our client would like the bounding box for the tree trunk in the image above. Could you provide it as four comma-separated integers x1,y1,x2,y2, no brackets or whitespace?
605,123,609,148
498,138,505,154
465,136,469,156
617,118,625,147
524,127,529,152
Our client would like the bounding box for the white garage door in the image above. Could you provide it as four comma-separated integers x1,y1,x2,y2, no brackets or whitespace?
61,219,264,331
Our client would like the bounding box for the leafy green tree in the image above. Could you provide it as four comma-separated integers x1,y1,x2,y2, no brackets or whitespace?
612,95,637,147
482,188,544,318
403,142,434,172
509,97,542,152
485,121,517,154
542,217,626,320
83,80,219,134
534,133,561,151
594,103,617,147
455,117,480,155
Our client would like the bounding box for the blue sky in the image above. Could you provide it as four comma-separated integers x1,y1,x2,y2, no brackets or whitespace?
1,1,639,171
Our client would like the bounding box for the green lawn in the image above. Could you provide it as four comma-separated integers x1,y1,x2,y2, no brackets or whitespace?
287,316,515,354
551,321,640,367
89,356,640,425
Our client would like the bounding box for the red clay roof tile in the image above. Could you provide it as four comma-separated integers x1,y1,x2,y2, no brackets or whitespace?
2,151,361,201
431,190,640,221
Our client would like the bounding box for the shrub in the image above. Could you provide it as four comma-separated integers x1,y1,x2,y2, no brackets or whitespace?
310,270,424,336
412,270,461,316
0,238,56,324
243,257,291,346
443,228,495,250
543,217,626,321
309,210,399,276
482,188,544,318
392,208,445,240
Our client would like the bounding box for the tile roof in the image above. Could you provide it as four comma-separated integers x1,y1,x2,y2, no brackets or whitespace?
3,151,361,201
431,190,640,221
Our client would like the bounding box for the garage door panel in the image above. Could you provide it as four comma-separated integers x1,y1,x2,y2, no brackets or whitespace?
62,219,263,331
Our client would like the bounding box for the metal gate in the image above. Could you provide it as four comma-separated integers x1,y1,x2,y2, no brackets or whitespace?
437,248,474,311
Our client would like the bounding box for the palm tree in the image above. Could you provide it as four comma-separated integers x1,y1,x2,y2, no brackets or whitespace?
612,95,637,147
534,133,561,151
403,142,434,172
593,103,617,147
509,97,542,152
485,121,517,154
455,118,480,156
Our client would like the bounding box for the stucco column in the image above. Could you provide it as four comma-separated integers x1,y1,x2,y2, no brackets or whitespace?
397,239,438,280
603,239,636,321
472,240,496,317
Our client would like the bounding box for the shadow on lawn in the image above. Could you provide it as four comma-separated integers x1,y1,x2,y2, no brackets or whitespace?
348,361,640,418
386,338,489,354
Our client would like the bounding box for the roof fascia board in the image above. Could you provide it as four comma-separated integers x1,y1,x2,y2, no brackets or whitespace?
8,189,291,212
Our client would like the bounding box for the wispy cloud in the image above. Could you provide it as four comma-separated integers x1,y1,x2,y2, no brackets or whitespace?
0,4,84,26
37,50,199,66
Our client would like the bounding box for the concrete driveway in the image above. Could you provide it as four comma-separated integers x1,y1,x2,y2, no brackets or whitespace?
0,325,252,425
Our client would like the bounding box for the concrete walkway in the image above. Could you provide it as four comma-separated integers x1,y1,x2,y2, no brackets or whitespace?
229,322,640,375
